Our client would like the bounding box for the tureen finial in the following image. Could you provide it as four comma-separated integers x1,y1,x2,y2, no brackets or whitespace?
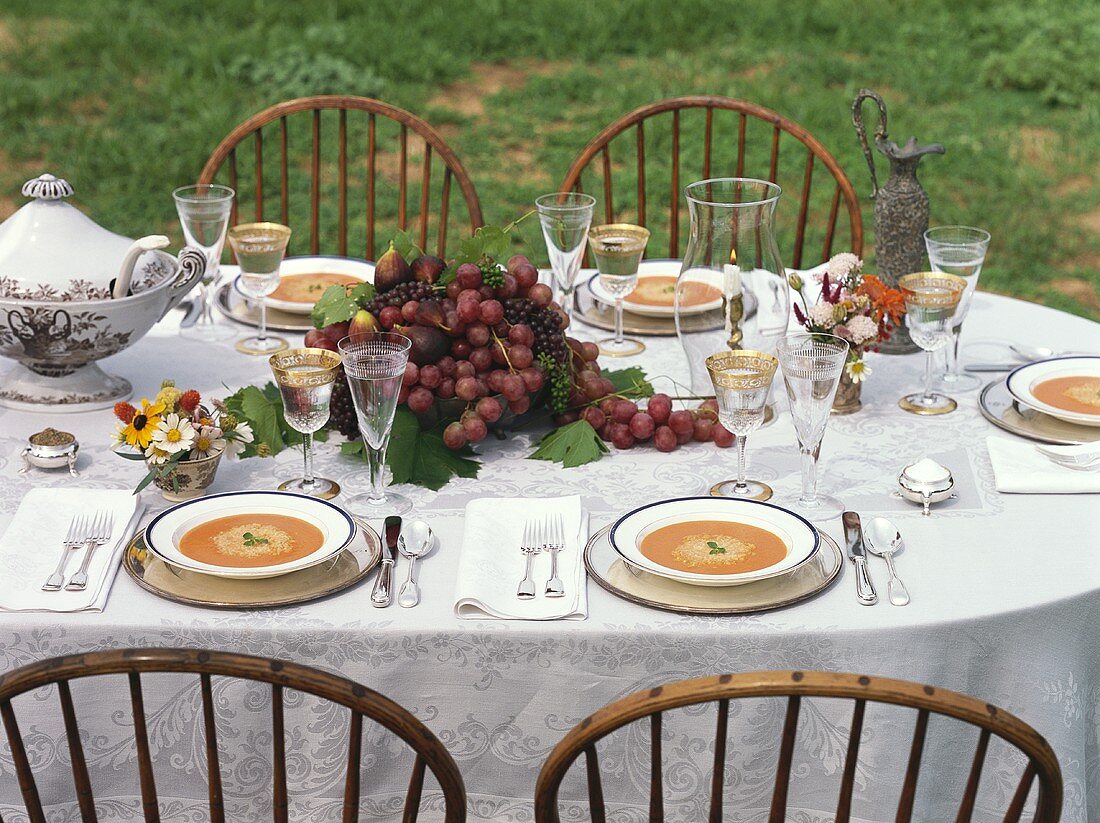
21,173,74,201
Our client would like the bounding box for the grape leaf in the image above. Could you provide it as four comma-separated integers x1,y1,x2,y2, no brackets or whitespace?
310,285,358,329
603,366,654,398
341,407,480,490
390,228,424,262
529,420,608,468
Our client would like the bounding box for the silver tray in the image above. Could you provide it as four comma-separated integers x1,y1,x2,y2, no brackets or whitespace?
123,519,381,609
978,378,1100,445
583,523,842,615
571,273,755,336
214,282,314,333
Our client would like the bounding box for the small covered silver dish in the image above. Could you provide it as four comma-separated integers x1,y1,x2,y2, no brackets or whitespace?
897,458,954,516
19,427,80,476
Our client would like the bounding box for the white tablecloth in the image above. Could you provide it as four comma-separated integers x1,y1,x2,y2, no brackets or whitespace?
0,289,1098,823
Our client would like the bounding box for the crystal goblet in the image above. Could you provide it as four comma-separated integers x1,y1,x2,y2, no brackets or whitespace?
899,273,966,415
925,226,991,392
227,222,291,355
173,184,235,342
536,192,596,318
590,223,650,357
269,347,343,499
777,333,850,521
338,332,413,517
706,350,778,500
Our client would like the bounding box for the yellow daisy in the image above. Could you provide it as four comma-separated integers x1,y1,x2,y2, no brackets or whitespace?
122,398,166,449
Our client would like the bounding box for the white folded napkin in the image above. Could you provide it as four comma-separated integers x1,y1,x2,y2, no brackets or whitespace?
455,495,588,620
987,437,1100,494
0,489,143,612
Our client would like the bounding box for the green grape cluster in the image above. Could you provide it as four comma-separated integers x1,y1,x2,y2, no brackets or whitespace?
539,351,571,413
478,257,506,289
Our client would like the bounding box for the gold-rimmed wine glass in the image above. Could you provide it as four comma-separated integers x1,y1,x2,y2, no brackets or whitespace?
227,222,291,355
269,347,343,499
590,223,650,357
706,350,778,500
898,273,967,415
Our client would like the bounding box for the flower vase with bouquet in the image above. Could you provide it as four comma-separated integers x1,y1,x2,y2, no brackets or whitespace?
790,253,906,413
110,381,254,499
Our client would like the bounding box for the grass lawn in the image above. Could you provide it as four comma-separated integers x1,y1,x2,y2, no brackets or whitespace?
1,0,1097,319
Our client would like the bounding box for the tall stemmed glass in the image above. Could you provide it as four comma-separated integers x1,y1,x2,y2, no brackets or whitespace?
338,332,413,517
227,222,291,355
898,273,966,415
269,348,343,499
706,350,778,500
590,223,650,356
536,192,596,318
925,226,990,392
777,333,850,522
173,184,235,341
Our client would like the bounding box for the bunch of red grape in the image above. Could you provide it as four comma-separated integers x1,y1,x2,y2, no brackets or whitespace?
557,391,734,452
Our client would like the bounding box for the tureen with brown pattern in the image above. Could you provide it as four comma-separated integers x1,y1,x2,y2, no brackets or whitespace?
0,173,205,411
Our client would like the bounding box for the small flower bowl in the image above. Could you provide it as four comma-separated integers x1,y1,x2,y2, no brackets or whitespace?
148,450,223,502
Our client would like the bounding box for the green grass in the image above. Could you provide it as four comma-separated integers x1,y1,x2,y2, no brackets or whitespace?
1,0,1098,319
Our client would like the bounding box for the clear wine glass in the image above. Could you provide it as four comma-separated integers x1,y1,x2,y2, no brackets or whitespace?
338,331,413,517
777,333,850,522
536,192,596,318
590,223,650,357
706,350,778,500
173,184,235,342
227,222,291,355
898,273,966,415
925,226,990,392
269,347,343,499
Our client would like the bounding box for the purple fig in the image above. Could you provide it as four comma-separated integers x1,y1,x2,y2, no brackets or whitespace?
348,308,381,337
414,299,446,328
373,241,413,293
397,324,449,365
411,254,446,285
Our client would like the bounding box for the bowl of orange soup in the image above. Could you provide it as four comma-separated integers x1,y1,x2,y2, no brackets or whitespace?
609,497,819,587
234,256,374,315
145,491,356,579
1006,356,1100,428
587,260,724,318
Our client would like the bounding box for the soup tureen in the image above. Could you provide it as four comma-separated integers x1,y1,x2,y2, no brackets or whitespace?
0,174,205,411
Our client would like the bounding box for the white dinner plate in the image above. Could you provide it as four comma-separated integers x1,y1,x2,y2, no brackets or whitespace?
608,497,819,587
234,256,374,314
587,260,723,318
1006,355,1100,428
145,491,356,579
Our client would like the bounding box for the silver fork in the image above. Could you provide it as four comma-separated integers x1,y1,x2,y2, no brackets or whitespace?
42,514,88,591
544,514,565,598
65,510,114,591
516,518,541,599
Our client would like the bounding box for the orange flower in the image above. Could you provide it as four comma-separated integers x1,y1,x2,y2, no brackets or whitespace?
113,401,137,424
179,389,201,413
858,275,906,325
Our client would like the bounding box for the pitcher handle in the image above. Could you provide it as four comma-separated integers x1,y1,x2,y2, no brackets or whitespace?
852,89,888,199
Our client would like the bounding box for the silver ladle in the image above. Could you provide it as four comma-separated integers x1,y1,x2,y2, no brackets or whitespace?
397,519,434,608
864,517,910,606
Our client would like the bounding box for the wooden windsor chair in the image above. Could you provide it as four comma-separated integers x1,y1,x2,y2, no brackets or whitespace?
559,95,864,268
0,648,466,823
198,95,484,259
534,670,1061,823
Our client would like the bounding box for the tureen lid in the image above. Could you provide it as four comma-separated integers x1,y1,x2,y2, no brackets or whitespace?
0,173,137,299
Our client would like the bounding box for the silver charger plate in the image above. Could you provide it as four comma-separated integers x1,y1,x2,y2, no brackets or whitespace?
214,282,314,333
123,519,381,609
584,523,843,615
978,378,1100,445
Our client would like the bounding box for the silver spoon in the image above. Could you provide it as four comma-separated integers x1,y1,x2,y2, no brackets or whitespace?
397,520,433,608
1009,344,1054,361
864,517,910,606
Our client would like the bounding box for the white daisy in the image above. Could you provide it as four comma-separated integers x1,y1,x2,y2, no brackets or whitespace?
150,413,196,455
189,426,225,460
144,444,172,465
223,420,254,457
845,359,872,384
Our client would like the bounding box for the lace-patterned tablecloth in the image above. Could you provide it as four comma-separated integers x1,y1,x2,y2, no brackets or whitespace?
1,290,1098,823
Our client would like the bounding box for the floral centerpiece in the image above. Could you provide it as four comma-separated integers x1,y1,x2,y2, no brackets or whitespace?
790,253,906,413
111,381,254,499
